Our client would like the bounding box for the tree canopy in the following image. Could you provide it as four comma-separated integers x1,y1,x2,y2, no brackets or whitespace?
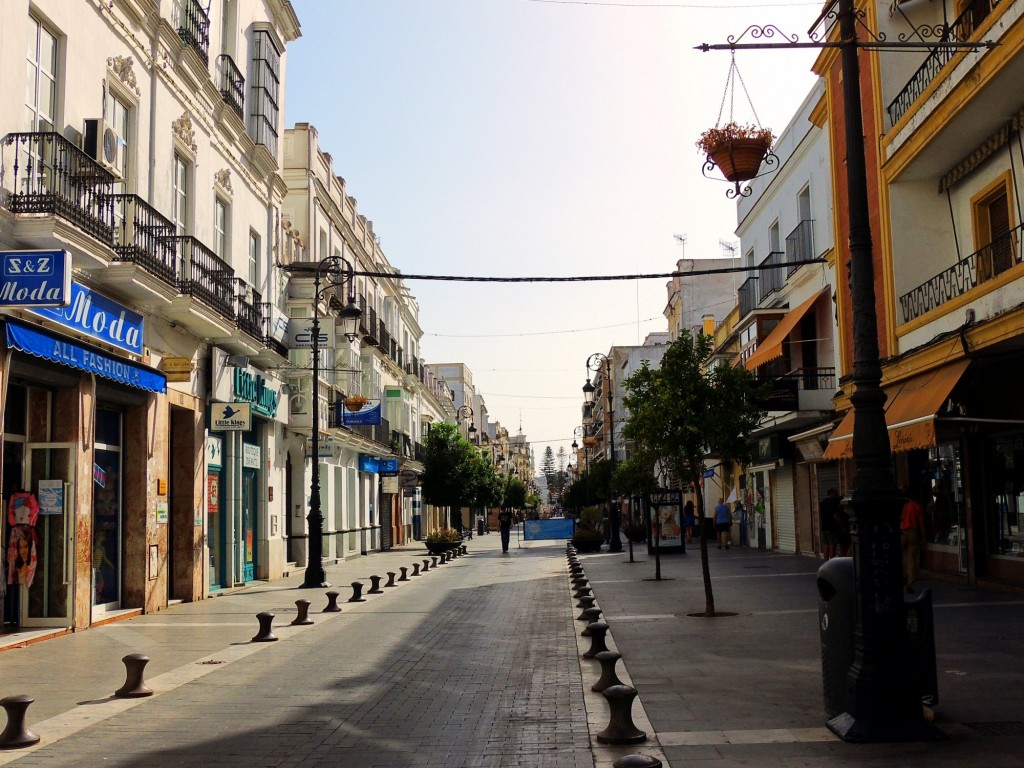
421,423,500,524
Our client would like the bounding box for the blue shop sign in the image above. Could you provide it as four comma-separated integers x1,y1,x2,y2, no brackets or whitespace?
6,321,165,394
30,281,143,355
0,250,72,307
359,454,379,473
379,458,399,476
342,401,381,426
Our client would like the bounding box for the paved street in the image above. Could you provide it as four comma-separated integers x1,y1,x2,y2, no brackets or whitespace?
2,532,1023,767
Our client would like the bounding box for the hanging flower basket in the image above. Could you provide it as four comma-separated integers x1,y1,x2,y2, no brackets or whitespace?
343,394,368,412
697,123,774,183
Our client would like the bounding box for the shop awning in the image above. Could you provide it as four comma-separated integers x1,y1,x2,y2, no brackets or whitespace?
6,320,166,394
822,359,969,460
744,288,831,371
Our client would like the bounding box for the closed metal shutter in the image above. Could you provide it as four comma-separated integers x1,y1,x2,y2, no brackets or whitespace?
774,467,797,553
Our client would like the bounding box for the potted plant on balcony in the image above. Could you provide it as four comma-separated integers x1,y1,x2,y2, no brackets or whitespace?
343,394,368,412
697,122,774,183
425,527,462,554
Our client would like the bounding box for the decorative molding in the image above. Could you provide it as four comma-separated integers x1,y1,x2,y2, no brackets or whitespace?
107,55,141,96
171,111,197,155
213,168,233,195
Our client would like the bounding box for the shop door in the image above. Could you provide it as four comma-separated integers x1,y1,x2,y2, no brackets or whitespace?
240,468,257,582
21,444,76,628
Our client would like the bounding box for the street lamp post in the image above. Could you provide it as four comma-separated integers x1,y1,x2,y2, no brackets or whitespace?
278,255,361,589
584,353,620,552
457,404,477,441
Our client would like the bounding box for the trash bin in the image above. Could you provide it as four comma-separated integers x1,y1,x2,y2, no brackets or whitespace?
905,589,939,706
817,557,856,718
477,518,485,536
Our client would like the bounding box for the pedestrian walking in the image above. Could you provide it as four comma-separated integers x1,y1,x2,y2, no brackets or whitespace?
683,499,696,544
819,488,841,560
714,498,732,549
901,488,927,592
498,508,513,553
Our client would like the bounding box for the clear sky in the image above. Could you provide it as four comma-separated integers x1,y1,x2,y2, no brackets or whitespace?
284,0,821,474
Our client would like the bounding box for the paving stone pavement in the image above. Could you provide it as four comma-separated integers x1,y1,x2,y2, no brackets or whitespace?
0,535,607,768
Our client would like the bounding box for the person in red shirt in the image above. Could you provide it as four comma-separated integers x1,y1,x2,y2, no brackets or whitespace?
901,488,927,593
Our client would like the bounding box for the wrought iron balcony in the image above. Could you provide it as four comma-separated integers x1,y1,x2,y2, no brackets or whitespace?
109,194,179,289
887,1,993,126
351,416,391,448
234,280,265,340
759,367,836,412
785,220,814,277
377,320,391,352
177,0,211,66
216,55,245,119
1,131,114,244
760,251,787,300
738,276,760,318
899,222,1022,323
172,236,235,320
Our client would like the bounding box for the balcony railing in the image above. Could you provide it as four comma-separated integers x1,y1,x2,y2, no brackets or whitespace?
351,416,391,448
1,131,114,244
760,251,786,300
887,1,993,126
899,222,1022,323
415,441,425,462
109,194,180,289
177,0,211,66
759,367,835,412
738,276,759,318
173,236,235,319
216,55,245,119
235,281,265,340
785,220,814,277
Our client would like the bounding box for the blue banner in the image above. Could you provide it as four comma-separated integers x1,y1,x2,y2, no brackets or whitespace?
30,281,143,355
0,250,72,307
524,518,576,541
343,401,382,426
6,321,165,394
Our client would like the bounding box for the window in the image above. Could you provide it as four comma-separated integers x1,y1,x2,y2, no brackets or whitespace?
972,175,1016,282
214,198,229,260
249,230,260,286
25,17,57,132
250,29,280,157
171,153,189,235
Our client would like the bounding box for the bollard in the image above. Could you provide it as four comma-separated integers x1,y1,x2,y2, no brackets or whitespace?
576,595,597,613
252,611,278,642
460,544,468,555
422,559,431,572
583,622,611,658
576,592,597,609
592,651,625,692
323,591,343,613
398,567,409,582
384,572,397,588
596,685,646,744
440,552,449,564
113,653,153,698
578,607,603,629
367,575,383,594
431,556,439,568
612,755,662,768
291,599,314,625
411,563,421,577
572,576,589,589
573,586,593,601
0,695,40,749
349,582,366,602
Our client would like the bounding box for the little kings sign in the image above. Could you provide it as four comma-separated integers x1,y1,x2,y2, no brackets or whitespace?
233,368,279,418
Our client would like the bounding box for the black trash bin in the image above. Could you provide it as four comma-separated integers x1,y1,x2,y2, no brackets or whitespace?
477,518,485,536
816,557,855,718
905,589,939,706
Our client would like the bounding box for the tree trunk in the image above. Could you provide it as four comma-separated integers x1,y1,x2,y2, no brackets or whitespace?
649,494,662,581
692,468,716,616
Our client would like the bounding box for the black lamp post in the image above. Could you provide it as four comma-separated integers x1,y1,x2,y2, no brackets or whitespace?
279,255,361,589
584,352,619,552
457,404,477,441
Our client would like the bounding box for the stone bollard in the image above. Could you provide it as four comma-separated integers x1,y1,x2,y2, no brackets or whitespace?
583,622,611,658
576,595,597,613
592,651,625,692
578,607,603,630
367,575,383,594
431,556,439,568
422,559,431,572
0,695,40,749
440,552,449,564
572,576,589,589
398,567,409,582
460,544,467,555
411,563,421,577
384,572,397,588
113,653,154,698
291,599,314,626
570,563,584,574
576,591,597,609
348,582,366,602
573,586,593,602
612,755,662,768
252,612,278,642
323,591,343,613
596,685,646,744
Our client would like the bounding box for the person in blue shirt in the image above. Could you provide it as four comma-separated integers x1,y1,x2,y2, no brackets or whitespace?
714,498,732,549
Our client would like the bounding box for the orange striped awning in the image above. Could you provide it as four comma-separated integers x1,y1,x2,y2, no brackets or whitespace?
744,288,831,371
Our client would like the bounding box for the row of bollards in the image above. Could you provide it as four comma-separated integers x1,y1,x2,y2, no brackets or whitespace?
566,543,661,767
0,545,472,750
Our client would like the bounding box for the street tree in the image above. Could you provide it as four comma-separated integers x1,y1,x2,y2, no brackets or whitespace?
613,451,660,571
540,447,556,501
621,329,765,616
421,422,480,528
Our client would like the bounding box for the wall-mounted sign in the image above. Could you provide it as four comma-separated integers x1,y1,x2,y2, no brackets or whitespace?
161,357,193,382
207,436,223,469
285,318,334,349
211,402,251,431
243,443,261,469
30,281,143,355
233,368,279,417
399,469,419,489
381,476,399,494
379,458,399,476
342,401,381,426
156,500,169,524
268,305,289,345
0,249,72,307
385,388,402,398
359,454,379,473
37,479,64,516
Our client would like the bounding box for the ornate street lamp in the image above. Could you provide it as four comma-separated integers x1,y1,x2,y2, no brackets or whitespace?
584,352,620,552
278,254,361,589
457,404,477,440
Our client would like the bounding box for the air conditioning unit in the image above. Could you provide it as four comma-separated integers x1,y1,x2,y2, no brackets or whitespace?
83,118,123,177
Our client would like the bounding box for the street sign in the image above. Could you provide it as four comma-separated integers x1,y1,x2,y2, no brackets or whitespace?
0,249,72,307
211,402,251,431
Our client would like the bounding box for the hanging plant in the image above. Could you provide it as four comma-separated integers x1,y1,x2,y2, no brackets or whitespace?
697,122,775,183
343,394,369,412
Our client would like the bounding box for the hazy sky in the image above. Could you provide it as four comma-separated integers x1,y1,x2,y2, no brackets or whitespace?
285,0,821,471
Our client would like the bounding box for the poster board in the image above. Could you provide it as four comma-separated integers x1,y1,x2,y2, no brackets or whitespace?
648,488,685,554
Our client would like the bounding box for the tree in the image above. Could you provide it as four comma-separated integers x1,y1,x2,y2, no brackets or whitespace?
613,451,660,569
421,422,481,528
541,447,556,501
621,330,765,616
555,447,568,502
